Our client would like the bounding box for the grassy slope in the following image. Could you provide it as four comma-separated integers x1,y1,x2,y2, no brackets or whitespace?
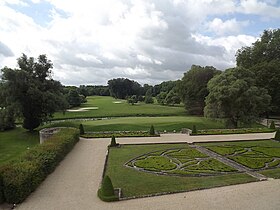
45,116,226,132
0,128,39,165
53,96,186,119
105,144,256,198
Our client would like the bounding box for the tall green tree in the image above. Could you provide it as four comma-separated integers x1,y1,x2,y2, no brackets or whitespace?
1,54,67,131
236,29,280,114
67,89,82,107
108,78,141,99
204,67,271,128
177,65,220,115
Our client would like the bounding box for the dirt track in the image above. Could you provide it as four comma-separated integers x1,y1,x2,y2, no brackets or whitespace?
14,132,280,210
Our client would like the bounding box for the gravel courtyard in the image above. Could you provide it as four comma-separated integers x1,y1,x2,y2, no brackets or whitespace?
13,132,280,210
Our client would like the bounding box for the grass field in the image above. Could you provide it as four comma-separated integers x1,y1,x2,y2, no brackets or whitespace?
45,116,226,132
105,144,256,198
53,96,186,119
0,128,39,165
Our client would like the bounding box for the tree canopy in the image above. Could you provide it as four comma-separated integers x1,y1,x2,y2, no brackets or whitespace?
108,78,141,99
236,29,280,115
1,54,67,131
204,67,271,128
177,65,220,115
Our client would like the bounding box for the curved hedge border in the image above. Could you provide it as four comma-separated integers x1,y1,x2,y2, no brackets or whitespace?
0,128,79,204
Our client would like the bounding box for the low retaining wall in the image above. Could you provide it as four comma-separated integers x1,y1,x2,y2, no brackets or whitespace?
39,128,61,144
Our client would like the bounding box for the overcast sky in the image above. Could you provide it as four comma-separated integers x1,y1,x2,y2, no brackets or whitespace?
0,0,280,86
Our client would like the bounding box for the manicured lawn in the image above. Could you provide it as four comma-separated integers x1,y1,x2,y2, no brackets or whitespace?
200,140,280,172
0,128,39,165
105,144,256,198
44,116,226,132
53,96,186,119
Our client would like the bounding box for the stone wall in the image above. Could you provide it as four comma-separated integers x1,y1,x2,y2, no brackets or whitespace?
39,128,61,144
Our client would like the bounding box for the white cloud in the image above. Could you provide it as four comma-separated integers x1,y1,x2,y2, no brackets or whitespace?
207,18,250,36
0,0,279,85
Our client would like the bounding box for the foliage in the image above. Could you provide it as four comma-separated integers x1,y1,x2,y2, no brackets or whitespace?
67,89,81,107
165,89,181,105
270,121,275,129
144,88,154,104
81,131,160,138
127,95,138,105
0,128,79,204
0,107,15,131
79,124,85,135
155,92,167,105
110,136,117,147
98,175,118,202
0,172,4,204
149,125,155,135
152,81,178,97
196,127,274,135
108,78,141,99
134,156,177,171
177,65,220,115
275,129,280,140
204,67,271,128
229,156,273,169
1,54,67,131
236,29,280,115
192,125,197,134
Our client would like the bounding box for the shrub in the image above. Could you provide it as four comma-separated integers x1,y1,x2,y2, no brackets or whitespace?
79,124,85,135
98,176,118,202
270,121,276,129
275,129,280,141
149,125,155,135
0,171,4,204
110,136,117,147
192,125,197,134
1,128,79,204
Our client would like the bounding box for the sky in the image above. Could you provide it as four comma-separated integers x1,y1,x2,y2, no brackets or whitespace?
0,0,280,86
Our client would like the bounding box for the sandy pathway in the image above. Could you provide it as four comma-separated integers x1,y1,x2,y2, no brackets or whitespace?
15,133,280,210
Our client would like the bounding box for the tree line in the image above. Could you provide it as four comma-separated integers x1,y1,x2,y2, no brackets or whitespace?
1,29,279,131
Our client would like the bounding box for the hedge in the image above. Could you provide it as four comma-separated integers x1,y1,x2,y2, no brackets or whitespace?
0,128,79,204
98,176,118,202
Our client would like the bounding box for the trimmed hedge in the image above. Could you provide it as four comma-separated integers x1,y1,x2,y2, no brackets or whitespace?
275,129,280,141
193,128,275,135
98,176,118,202
0,171,4,204
0,128,79,204
81,131,160,138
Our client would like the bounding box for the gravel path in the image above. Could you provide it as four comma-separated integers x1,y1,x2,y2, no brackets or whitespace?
12,132,280,210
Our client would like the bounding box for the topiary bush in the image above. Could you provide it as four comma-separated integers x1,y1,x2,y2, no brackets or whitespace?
149,125,155,135
270,121,276,129
79,124,85,135
1,128,79,204
192,125,197,135
110,136,118,147
275,129,280,141
98,175,118,202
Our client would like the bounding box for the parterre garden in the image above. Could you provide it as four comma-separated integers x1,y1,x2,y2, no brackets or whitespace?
104,139,280,199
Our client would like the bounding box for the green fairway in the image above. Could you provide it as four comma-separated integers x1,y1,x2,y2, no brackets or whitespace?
46,116,225,132
0,128,39,165
105,144,256,198
53,96,186,120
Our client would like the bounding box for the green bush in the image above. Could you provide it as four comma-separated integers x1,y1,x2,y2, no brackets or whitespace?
1,128,79,204
110,136,117,147
275,129,280,141
79,124,85,135
149,125,155,135
0,171,4,204
98,175,118,202
192,125,197,134
270,121,276,129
